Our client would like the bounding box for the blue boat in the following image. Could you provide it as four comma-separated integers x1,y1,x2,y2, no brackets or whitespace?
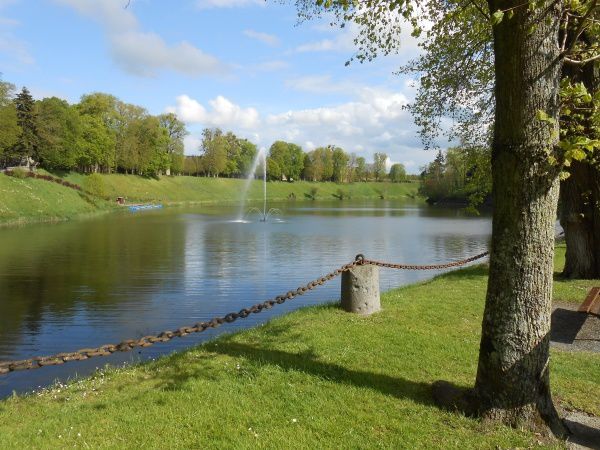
128,204,163,212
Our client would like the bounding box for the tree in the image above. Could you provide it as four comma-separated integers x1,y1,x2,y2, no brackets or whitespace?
372,152,387,181
36,97,81,170
268,141,305,180
331,146,349,182
355,156,367,181
12,87,38,165
400,0,600,278
293,0,594,435
201,128,227,177
77,115,116,173
266,157,282,180
0,80,20,164
158,113,187,175
388,163,406,183
236,139,258,176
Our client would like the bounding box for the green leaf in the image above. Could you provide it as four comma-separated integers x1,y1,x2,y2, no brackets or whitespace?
491,10,504,25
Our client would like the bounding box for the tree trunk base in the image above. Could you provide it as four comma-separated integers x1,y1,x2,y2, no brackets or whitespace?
432,380,568,439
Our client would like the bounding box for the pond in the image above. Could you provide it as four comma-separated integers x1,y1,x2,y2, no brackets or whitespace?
0,200,491,398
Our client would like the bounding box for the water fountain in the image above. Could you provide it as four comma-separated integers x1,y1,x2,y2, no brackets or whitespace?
235,147,282,223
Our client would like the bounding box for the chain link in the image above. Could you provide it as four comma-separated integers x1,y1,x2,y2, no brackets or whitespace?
0,251,488,376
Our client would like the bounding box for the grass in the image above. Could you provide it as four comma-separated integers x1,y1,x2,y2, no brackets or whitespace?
0,246,597,448
0,171,420,226
0,173,114,226
58,172,420,204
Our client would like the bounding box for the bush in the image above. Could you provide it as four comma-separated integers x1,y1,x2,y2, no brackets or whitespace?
11,168,29,179
84,173,106,198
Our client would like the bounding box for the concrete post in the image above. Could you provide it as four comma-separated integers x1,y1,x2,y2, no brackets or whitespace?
341,263,380,315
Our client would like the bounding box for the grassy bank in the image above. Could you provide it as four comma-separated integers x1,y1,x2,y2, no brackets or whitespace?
0,174,114,226
58,172,419,204
0,245,597,449
0,171,420,226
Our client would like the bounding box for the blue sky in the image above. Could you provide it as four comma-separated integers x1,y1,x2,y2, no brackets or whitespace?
0,0,450,172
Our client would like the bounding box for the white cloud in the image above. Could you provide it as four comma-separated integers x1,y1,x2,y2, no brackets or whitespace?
196,0,264,9
243,29,279,47
54,0,226,77
296,16,422,59
0,16,18,26
184,135,203,155
252,60,288,72
165,85,443,172
166,94,260,130
0,0,33,68
296,32,354,54
284,75,357,95
0,32,34,66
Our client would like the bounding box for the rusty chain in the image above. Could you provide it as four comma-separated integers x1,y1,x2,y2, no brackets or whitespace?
0,251,489,376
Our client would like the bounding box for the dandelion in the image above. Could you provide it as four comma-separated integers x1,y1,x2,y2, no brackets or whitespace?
292,418,297,423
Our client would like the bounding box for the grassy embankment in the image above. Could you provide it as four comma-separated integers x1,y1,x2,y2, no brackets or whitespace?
0,171,420,226
0,173,114,227
59,172,419,204
0,244,597,449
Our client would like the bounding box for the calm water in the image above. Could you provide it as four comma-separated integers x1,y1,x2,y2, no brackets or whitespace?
0,200,491,397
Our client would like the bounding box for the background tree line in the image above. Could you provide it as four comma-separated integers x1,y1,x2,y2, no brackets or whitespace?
186,134,412,183
419,146,492,206
1,78,414,184
0,80,187,177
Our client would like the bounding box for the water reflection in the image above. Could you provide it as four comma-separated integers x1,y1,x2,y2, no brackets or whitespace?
0,201,490,397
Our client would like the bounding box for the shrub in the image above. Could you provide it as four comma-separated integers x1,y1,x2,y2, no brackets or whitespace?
11,168,29,179
84,173,106,198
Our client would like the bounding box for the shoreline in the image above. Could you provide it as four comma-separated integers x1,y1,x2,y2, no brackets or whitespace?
0,172,421,228
0,247,598,447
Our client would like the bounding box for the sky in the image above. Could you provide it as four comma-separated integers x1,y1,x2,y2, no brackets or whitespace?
0,0,452,173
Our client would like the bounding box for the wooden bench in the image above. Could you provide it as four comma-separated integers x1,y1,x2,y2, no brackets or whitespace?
578,287,600,317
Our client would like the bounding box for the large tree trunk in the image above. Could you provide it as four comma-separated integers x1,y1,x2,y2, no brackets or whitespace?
560,47,600,279
474,0,565,435
560,160,599,278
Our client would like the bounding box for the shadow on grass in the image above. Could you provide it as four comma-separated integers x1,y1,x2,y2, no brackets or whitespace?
155,340,435,407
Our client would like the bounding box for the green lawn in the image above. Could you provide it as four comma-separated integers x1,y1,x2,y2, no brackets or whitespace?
0,246,597,449
1,171,420,225
0,174,114,226
59,172,420,204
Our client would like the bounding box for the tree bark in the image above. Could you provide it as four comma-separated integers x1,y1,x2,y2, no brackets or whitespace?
474,0,565,435
560,160,599,278
560,46,600,279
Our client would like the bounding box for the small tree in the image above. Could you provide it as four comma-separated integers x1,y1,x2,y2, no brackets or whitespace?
372,152,387,181
388,163,406,183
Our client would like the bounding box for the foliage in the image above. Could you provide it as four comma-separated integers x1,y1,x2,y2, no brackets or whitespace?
0,102,20,161
269,141,305,180
36,97,81,170
372,152,388,181
10,167,28,179
420,146,491,206
12,87,38,164
388,163,407,183
158,113,187,175
266,157,282,180
83,173,106,198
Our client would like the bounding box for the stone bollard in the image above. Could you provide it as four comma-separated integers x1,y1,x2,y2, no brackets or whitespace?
341,260,380,315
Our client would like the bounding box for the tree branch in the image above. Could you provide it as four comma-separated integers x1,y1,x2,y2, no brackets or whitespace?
561,1,599,57
564,53,600,66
